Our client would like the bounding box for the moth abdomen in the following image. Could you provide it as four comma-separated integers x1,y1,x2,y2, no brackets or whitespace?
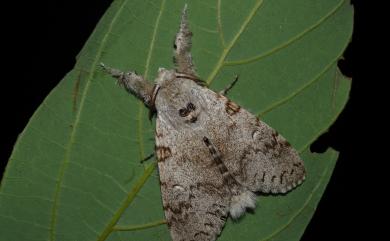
229,190,257,219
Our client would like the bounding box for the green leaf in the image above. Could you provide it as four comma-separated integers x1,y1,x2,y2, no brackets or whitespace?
0,0,353,240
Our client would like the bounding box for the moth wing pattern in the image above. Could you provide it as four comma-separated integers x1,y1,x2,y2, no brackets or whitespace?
102,4,306,241
198,89,306,194
155,121,231,241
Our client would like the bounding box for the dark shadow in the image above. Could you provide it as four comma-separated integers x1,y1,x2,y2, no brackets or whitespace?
302,1,370,240
1,1,112,180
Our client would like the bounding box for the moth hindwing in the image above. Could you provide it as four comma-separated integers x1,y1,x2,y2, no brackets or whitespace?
102,4,305,241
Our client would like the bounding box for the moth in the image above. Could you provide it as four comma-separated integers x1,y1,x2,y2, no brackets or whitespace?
101,5,305,241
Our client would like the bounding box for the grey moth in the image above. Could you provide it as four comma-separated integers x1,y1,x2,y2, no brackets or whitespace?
101,5,305,241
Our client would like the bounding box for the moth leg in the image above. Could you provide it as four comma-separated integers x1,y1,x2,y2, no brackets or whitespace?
140,153,154,164
219,74,239,96
100,63,154,109
173,5,197,76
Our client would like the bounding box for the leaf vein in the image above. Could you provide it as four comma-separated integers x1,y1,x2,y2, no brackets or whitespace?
113,219,166,231
206,0,264,85
60,184,116,214
217,0,226,47
82,219,100,236
257,57,340,117
97,162,157,241
0,214,51,230
225,0,345,66
69,161,128,193
49,0,132,239
137,0,166,161
0,192,53,202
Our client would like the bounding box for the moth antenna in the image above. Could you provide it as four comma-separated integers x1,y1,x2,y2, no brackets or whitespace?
100,63,154,109
173,4,197,77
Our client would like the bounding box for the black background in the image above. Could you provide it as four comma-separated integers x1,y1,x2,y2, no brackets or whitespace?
1,0,372,240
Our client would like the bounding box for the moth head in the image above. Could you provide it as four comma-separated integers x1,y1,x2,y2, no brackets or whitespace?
154,72,202,126
155,68,176,86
